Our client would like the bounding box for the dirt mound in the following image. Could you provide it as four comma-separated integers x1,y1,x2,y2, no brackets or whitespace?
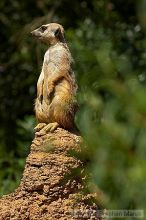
0,128,101,219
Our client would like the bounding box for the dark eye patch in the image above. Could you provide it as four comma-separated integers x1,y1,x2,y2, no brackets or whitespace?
40,25,47,32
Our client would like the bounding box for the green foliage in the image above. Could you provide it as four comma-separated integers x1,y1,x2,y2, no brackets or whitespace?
0,0,146,216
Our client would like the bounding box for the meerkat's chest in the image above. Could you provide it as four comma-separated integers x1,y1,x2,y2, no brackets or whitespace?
44,50,50,64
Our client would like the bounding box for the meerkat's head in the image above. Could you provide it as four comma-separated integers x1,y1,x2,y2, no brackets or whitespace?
31,23,65,46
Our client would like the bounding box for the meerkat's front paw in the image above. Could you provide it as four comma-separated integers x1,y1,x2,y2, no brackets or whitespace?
34,123,46,132
36,122,59,136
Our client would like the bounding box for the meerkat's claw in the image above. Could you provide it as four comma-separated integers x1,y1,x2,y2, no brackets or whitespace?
34,123,47,132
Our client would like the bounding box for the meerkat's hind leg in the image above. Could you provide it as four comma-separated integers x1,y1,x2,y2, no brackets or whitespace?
34,123,47,132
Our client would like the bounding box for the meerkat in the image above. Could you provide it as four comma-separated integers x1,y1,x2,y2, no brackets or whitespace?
31,23,78,135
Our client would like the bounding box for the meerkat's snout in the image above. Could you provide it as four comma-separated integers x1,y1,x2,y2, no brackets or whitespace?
31,29,41,38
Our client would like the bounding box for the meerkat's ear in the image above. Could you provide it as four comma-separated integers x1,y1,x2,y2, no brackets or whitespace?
54,27,61,38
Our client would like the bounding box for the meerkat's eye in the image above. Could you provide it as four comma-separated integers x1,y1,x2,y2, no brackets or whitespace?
40,25,47,32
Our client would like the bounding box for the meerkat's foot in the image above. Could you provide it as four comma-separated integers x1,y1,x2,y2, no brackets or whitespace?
36,122,59,136
45,122,59,132
34,123,47,132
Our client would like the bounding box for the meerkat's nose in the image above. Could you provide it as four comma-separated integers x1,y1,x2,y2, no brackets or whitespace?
31,30,35,35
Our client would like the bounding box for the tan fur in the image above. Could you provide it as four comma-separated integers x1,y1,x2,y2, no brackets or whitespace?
31,23,77,130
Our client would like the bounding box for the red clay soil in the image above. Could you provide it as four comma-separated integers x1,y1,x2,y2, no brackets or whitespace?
0,128,102,220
